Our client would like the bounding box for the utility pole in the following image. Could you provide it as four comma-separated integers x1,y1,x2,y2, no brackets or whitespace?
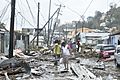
30,8,60,43
82,22,83,33
75,22,78,41
81,16,85,33
50,5,61,44
9,0,16,58
37,2,40,46
66,24,67,39
47,0,51,46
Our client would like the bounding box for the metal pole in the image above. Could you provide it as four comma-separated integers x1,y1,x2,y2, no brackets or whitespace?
9,0,16,58
82,21,84,33
47,0,51,46
37,2,40,46
81,16,85,33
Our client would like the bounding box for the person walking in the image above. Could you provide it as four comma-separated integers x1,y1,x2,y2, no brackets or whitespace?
77,40,80,52
53,40,61,66
61,42,70,70
72,42,76,56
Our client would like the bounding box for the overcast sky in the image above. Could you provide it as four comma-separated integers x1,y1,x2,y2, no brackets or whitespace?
0,0,120,30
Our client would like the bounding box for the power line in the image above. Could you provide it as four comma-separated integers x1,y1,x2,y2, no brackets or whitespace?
82,0,94,16
20,0,44,27
33,0,46,23
33,0,46,26
57,0,94,21
4,0,48,28
18,0,23,12
16,11,35,27
30,8,60,43
33,0,38,6
57,0,83,21
0,3,10,22
5,0,35,28
40,13,46,22
26,0,36,25
65,6,82,19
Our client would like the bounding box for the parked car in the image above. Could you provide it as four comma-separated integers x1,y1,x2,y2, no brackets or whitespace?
114,45,120,67
98,44,115,58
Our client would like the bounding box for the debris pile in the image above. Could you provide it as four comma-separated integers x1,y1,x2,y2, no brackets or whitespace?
79,45,97,58
0,46,119,80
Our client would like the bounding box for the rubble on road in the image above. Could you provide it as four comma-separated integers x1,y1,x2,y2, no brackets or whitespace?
0,57,31,74
78,44,96,58
13,48,31,59
0,45,119,80
70,63,102,80
93,61,105,70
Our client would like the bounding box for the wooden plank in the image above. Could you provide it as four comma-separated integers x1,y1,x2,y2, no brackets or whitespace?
70,63,102,80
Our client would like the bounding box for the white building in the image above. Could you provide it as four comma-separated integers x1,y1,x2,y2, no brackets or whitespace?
78,32,110,45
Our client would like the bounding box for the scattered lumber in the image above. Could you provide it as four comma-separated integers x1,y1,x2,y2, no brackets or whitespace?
70,63,102,80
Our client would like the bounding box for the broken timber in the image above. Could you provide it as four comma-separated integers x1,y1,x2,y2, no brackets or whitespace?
0,57,31,74
0,67,22,76
70,63,102,80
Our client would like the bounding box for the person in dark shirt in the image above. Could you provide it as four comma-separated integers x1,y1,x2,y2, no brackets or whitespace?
77,40,80,52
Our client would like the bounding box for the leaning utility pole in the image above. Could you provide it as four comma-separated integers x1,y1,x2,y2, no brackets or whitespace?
50,5,61,44
9,0,16,58
37,2,40,46
30,8,59,43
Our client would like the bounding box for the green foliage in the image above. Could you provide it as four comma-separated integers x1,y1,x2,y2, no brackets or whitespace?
59,6,120,31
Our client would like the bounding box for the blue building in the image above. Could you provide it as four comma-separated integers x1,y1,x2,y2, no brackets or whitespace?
109,32,120,46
